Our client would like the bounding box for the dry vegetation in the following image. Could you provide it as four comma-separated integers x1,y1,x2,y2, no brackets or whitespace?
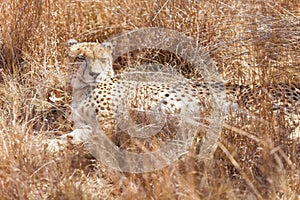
0,0,299,199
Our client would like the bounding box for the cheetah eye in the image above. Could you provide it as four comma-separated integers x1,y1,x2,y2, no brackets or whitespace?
99,58,107,62
76,54,86,61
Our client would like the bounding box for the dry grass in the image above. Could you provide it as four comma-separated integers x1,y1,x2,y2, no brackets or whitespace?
0,0,299,199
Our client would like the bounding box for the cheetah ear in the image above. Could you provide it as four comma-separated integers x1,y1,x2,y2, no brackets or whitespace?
68,39,78,46
68,39,83,58
101,42,114,51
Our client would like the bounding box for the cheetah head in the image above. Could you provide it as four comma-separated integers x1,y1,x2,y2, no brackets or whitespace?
68,39,114,83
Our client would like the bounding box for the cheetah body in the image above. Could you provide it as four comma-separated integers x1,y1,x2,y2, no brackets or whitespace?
48,40,300,151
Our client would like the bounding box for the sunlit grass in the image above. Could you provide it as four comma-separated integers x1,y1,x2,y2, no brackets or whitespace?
0,0,299,199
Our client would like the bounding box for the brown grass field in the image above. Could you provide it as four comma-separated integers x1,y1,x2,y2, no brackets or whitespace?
0,0,299,199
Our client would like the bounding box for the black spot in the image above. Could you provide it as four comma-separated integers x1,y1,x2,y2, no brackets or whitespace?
165,93,170,97
293,95,299,101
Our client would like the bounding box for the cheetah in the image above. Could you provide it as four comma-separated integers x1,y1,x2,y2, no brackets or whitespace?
48,40,300,152
48,40,223,150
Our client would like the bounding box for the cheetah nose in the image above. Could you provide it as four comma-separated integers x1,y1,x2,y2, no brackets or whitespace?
89,72,99,78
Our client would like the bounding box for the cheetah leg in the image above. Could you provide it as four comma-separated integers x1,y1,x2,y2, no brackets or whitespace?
46,126,92,151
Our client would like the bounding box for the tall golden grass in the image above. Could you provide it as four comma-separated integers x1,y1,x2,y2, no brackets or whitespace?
0,0,299,199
